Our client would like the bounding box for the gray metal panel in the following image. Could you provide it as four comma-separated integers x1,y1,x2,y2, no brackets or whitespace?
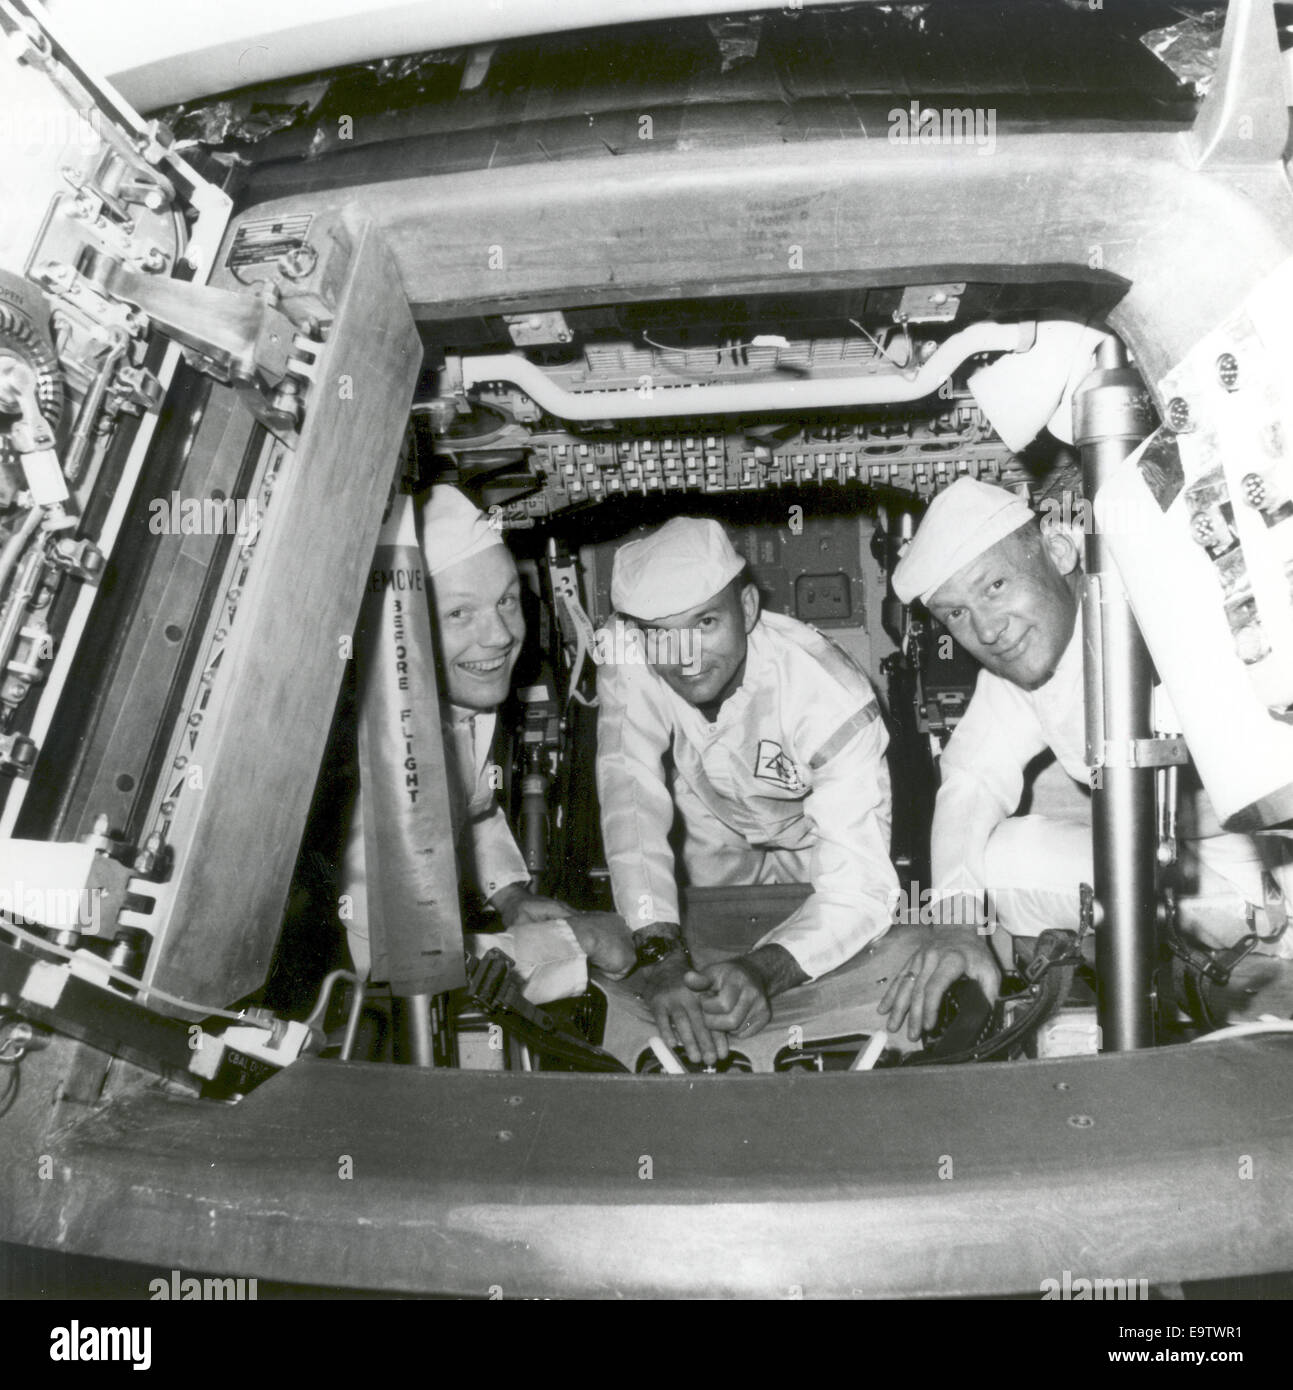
11,1041,1293,1297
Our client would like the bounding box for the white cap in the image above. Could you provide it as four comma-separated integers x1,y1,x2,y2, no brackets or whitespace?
611,516,746,620
419,485,505,577
891,477,1034,606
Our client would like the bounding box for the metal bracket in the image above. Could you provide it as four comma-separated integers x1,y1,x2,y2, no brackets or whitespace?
505,310,572,347
1092,736,1190,770
48,536,104,582
61,258,321,437
0,732,36,774
93,259,297,388
111,362,164,414
896,283,965,324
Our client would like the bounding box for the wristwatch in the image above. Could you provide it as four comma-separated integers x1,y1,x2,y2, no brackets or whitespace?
634,930,693,971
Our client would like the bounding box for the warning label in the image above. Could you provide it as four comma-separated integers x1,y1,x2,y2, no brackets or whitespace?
227,213,313,268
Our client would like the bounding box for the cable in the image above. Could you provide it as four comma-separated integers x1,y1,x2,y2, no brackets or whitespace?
0,918,251,1023
848,318,903,367
639,330,760,359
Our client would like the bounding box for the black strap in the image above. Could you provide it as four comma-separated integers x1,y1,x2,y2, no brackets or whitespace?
902,929,1078,1068
466,948,628,1073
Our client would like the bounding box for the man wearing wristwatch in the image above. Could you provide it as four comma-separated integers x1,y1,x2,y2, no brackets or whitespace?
596,516,899,1066
879,476,1293,1042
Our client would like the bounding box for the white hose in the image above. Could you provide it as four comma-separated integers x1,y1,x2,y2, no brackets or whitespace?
646,1034,687,1074
851,1030,889,1071
460,321,1036,421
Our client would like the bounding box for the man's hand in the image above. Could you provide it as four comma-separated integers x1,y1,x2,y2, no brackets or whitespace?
878,916,1001,1042
489,882,574,928
690,944,806,1039
638,953,726,1066
692,958,773,1038
565,912,636,980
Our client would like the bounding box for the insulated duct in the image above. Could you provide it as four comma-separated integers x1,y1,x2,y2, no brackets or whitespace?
458,321,1036,421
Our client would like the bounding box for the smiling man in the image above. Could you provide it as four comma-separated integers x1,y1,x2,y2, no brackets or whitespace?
343,485,633,998
879,477,1293,1039
596,516,898,1066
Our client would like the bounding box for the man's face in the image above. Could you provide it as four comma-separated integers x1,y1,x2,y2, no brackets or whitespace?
431,545,525,710
926,524,1080,691
633,579,759,709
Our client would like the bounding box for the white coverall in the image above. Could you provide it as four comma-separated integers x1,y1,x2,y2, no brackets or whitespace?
933,618,1293,951
596,610,897,981
343,707,588,1000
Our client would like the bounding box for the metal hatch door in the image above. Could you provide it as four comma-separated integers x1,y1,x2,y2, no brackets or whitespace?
0,0,423,1010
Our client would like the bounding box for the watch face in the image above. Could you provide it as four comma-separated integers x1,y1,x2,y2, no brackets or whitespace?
636,933,684,966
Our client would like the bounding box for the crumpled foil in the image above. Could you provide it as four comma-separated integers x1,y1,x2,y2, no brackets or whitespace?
362,50,463,85
161,76,330,149
1140,8,1226,97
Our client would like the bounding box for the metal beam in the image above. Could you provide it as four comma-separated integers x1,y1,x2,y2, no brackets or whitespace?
7,1044,1293,1297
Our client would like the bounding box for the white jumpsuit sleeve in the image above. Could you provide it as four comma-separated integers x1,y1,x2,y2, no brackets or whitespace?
467,921,589,1003
467,803,531,902
595,657,683,931
931,670,1050,901
754,701,899,980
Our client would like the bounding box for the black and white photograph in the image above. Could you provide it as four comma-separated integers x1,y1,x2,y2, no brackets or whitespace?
0,0,1291,1343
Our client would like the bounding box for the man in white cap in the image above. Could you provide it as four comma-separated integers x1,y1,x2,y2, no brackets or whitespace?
344,485,633,1001
596,515,898,1066
879,476,1293,1039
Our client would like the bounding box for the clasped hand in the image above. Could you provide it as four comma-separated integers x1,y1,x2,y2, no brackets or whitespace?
640,956,771,1066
